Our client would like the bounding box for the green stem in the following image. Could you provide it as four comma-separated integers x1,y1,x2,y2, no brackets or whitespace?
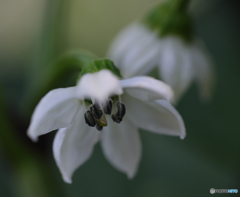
31,0,71,74
51,0,72,58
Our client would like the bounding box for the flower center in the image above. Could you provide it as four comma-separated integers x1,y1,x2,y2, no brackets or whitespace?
84,97,126,131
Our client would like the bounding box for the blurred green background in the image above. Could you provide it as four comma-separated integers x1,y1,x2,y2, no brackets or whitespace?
0,0,239,196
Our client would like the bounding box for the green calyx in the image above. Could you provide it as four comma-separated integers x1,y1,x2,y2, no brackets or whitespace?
77,59,122,81
143,0,192,41
53,50,122,83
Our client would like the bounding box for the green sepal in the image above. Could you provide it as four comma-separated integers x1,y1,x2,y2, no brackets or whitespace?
77,59,122,82
143,0,193,41
95,59,122,78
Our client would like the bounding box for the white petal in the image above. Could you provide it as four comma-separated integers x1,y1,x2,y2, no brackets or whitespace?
53,108,99,183
119,28,160,78
108,23,160,78
27,87,80,141
101,116,141,179
108,23,148,68
120,76,174,102
122,93,186,139
158,36,194,102
126,42,160,77
76,69,123,102
191,39,215,101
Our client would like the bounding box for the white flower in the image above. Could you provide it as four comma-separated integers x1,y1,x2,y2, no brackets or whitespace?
108,23,215,102
27,69,185,183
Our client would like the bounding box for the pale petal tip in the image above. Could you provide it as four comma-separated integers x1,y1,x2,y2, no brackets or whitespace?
60,167,73,184
126,165,138,180
127,172,135,180
27,130,38,142
179,121,186,140
180,133,186,140
63,175,72,184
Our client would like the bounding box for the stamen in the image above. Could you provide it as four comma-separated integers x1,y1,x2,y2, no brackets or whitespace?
111,114,120,123
102,98,113,115
84,110,96,127
95,100,101,108
111,101,126,124
84,97,111,130
90,103,102,119
95,123,103,131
